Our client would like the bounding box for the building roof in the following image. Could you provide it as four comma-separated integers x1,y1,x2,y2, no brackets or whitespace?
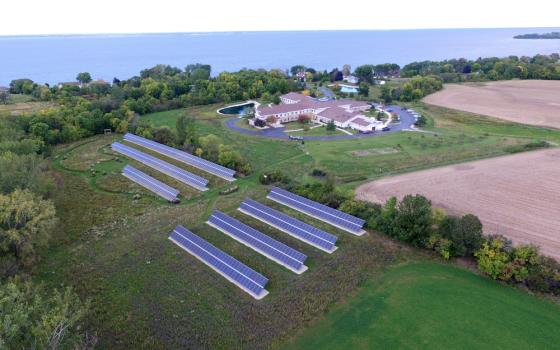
327,99,370,109
91,79,110,85
316,107,362,123
280,92,312,102
257,101,314,116
58,82,80,86
349,117,373,127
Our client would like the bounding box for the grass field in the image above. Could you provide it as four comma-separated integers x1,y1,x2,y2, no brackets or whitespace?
290,125,345,137
0,94,55,115
33,101,560,349
283,262,560,350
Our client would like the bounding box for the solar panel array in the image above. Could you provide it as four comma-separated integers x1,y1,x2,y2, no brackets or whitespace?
124,133,236,181
207,210,308,274
122,165,180,202
238,198,338,253
112,142,209,191
268,187,365,235
169,225,269,299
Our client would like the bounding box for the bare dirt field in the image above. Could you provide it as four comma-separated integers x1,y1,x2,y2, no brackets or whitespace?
423,80,560,129
356,149,560,259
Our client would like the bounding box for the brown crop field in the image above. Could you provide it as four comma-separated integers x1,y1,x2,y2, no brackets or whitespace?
356,149,560,259
423,80,560,129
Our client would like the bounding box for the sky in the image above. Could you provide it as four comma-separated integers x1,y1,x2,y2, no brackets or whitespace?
2,0,560,36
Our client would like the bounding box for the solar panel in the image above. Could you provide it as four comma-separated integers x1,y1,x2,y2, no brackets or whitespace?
111,142,209,191
122,165,180,202
238,198,338,254
268,187,366,235
207,210,308,274
169,225,269,300
123,133,236,181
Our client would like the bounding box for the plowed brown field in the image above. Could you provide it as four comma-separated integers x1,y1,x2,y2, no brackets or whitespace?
423,80,560,129
356,149,560,258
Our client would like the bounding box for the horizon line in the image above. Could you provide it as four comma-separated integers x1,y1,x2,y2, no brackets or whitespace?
1,26,559,39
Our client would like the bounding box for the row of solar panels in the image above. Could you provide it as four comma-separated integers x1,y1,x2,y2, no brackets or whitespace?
169,191,365,299
111,134,236,200
124,133,236,181
122,165,180,203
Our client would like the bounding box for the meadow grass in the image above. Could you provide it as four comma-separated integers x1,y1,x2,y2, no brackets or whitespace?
282,262,560,350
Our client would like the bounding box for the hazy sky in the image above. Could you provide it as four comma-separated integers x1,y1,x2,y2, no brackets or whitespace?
2,0,560,36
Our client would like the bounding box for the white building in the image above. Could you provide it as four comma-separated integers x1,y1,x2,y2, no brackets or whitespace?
255,92,380,132
343,75,360,84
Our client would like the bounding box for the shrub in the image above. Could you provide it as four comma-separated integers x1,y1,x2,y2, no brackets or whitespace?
291,180,350,209
310,169,327,177
440,214,483,257
392,194,433,247
475,235,513,280
259,170,290,185
427,234,452,260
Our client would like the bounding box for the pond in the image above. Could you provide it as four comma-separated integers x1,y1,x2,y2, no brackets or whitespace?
218,102,255,116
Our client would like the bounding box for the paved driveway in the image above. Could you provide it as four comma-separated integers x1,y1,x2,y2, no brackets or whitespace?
225,105,418,141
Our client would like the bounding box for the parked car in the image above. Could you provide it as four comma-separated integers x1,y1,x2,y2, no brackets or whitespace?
289,135,303,141
382,126,391,131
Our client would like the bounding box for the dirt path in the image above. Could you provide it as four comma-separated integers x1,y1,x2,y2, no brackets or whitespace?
356,149,560,259
423,80,560,129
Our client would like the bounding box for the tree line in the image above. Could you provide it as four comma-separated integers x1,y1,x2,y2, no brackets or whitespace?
7,65,300,147
0,114,93,348
401,53,560,82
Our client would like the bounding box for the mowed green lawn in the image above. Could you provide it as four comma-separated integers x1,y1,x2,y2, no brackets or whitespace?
283,262,560,350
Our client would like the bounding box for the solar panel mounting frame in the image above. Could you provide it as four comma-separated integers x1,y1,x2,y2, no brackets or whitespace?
268,188,366,236
168,226,269,300
238,199,338,254
121,165,180,203
206,210,308,274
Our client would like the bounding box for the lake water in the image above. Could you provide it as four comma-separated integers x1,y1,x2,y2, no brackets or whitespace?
1,28,559,85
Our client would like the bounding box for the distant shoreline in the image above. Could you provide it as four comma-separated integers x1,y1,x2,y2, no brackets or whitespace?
1,27,560,39
514,32,560,39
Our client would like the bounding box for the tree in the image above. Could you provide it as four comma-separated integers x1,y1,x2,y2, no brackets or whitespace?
0,90,8,104
326,120,336,132
329,69,343,82
0,278,93,349
199,134,221,161
358,82,369,96
76,72,92,85
393,195,433,246
152,126,176,145
475,235,512,280
354,65,375,83
266,115,279,125
342,64,351,77
0,189,56,277
440,214,483,256
176,114,196,146
0,152,52,196
380,85,392,103
254,118,266,128
378,196,398,235
290,65,306,76
298,114,311,124
9,79,34,94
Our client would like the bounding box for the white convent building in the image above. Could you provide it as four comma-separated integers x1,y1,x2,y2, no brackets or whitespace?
255,92,382,132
